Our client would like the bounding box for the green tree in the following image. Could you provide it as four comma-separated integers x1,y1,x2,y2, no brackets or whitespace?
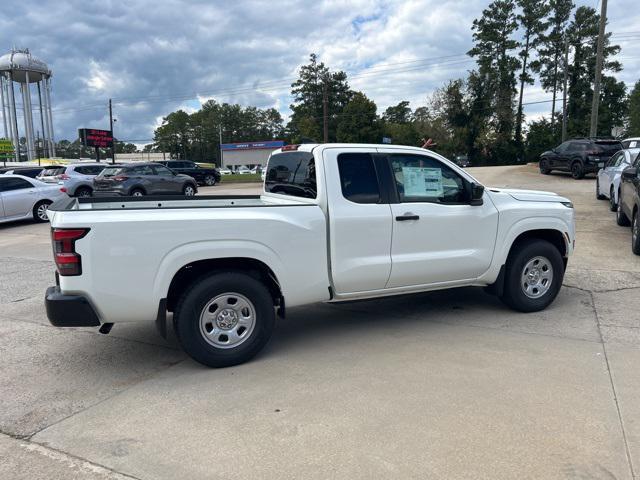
468,0,521,160
514,0,550,150
382,101,412,124
525,117,556,162
531,0,574,129
566,6,621,136
628,80,640,136
287,53,353,142
336,92,381,143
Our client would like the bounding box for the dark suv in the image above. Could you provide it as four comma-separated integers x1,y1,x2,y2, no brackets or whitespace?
93,163,198,197
156,160,221,186
539,138,623,179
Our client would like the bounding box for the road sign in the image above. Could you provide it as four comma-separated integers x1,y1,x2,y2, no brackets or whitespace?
79,129,114,148
0,138,15,158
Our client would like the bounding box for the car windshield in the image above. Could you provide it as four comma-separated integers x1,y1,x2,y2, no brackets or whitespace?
41,168,64,176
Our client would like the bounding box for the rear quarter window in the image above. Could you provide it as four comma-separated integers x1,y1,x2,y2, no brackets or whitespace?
265,152,316,199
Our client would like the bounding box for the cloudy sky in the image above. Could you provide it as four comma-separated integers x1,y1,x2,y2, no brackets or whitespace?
2,0,639,146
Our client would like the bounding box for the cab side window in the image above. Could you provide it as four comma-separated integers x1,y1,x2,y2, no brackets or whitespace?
389,154,468,204
337,153,381,204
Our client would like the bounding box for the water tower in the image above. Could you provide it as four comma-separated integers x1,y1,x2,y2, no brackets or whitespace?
0,48,56,162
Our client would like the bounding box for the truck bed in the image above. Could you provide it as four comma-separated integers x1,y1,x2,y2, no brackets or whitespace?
51,195,310,211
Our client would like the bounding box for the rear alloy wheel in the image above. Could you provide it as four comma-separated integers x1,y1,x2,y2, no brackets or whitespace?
596,177,606,200
183,184,196,196
203,175,216,186
632,210,640,256
33,200,52,223
174,272,275,367
131,189,145,197
609,187,617,212
539,159,551,175
75,187,92,198
500,239,564,312
616,201,630,226
571,161,584,179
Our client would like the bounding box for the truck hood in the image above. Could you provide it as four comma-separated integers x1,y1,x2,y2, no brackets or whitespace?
488,187,571,204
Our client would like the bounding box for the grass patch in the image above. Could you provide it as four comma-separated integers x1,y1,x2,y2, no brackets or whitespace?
220,173,263,183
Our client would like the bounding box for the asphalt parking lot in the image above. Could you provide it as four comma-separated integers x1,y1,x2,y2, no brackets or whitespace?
1,165,639,479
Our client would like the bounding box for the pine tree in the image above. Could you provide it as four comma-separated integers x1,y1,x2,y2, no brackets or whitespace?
514,0,550,151
530,0,573,130
468,0,521,160
287,53,353,142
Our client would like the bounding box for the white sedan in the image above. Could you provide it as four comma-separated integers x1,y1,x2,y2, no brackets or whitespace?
597,148,640,211
0,174,68,224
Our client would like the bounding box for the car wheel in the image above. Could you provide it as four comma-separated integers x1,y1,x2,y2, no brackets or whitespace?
32,200,52,223
539,159,551,175
75,187,92,198
173,272,275,367
632,210,640,256
500,239,564,313
596,177,606,200
570,161,584,179
609,187,617,211
183,184,196,196
616,201,630,226
204,175,216,186
130,189,145,197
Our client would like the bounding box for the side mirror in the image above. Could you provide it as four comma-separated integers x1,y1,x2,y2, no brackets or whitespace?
622,167,638,180
469,182,484,206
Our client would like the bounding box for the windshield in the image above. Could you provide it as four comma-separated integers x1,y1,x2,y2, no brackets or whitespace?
41,168,64,177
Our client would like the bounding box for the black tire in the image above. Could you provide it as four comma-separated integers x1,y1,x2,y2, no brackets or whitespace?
203,175,216,186
596,177,606,200
75,187,92,198
174,272,275,368
539,159,551,175
570,161,584,179
32,200,52,223
183,183,196,196
616,201,630,226
609,187,617,212
632,210,640,256
130,188,145,197
500,239,564,313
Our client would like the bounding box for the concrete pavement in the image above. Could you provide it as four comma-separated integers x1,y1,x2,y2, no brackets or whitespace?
1,166,639,479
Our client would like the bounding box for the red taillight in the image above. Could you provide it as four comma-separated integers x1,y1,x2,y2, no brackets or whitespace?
51,228,89,276
113,176,128,182
281,144,300,151
60,187,67,193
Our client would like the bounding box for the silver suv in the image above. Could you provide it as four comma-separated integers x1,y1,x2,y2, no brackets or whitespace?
38,163,110,197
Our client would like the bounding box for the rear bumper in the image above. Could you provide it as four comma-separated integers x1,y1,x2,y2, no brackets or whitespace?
45,286,101,327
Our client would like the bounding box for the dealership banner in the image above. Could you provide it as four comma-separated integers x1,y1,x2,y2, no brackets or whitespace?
221,140,285,151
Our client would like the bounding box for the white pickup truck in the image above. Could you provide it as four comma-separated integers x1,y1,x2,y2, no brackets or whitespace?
45,144,575,367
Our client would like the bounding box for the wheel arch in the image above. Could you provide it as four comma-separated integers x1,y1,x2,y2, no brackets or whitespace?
165,257,284,315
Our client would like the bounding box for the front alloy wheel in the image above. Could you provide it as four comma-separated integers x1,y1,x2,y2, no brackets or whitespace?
609,187,617,211
183,185,196,196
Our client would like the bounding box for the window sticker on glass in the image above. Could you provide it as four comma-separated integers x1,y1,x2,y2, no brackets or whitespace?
402,167,443,197
631,141,638,148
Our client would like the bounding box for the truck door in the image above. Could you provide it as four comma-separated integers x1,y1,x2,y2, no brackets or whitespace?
378,149,499,287
322,148,393,293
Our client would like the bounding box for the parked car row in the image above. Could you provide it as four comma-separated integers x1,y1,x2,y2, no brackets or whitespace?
0,174,68,224
595,146,640,255
539,137,624,179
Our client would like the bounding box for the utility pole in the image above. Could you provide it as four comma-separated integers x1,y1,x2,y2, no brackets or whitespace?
218,124,223,168
109,99,115,164
562,38,570,142
322,80,328,143
589,0,608,137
